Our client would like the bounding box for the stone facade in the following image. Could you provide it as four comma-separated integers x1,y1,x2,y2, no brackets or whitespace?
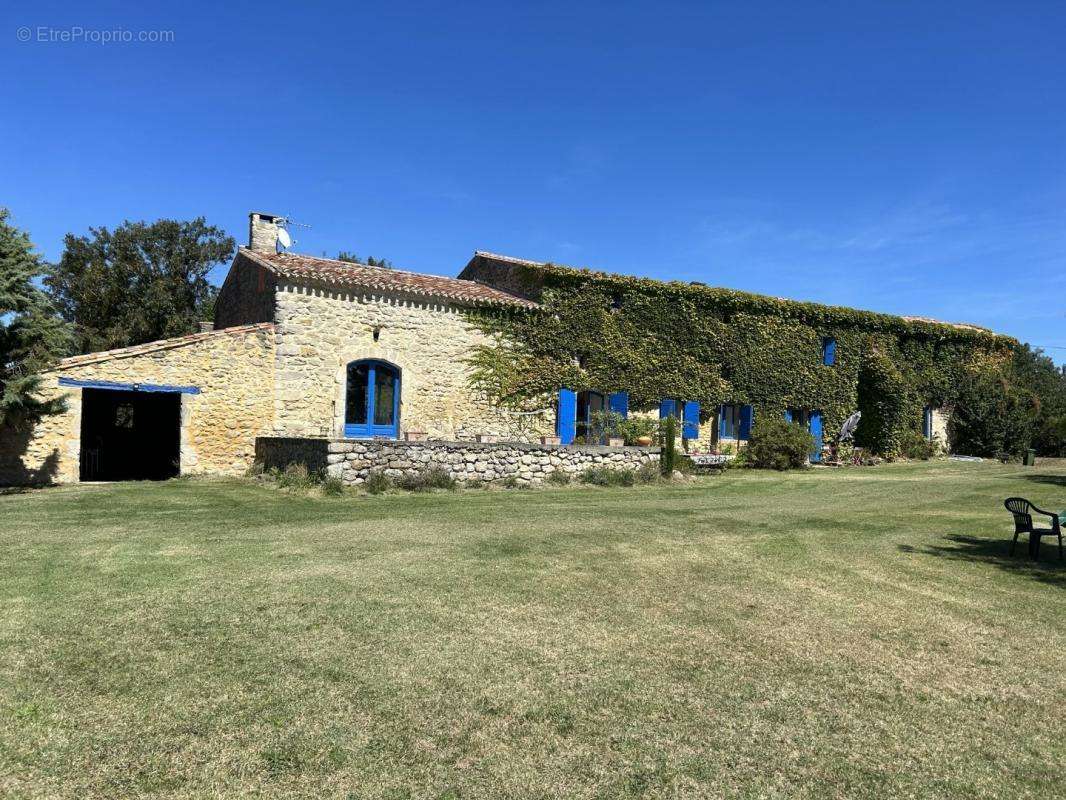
214,252,276,330
1,213,977,485
0,324,275,484
256,437,658,486
271,282,554,442
931,407,951,447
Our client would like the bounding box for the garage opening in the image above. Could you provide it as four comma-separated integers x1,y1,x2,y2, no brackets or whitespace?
79,388,181,481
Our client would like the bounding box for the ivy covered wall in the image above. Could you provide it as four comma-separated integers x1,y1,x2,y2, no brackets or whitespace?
459,256,1016,455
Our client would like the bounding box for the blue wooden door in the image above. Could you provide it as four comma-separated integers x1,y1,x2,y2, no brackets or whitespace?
557,389,577,444
682,401,700,439
809,411,823,462
344,361,400,438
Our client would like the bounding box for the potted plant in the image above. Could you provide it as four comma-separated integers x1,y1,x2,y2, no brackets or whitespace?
617,416,657,447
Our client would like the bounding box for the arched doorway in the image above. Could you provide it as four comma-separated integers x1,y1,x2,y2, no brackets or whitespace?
345,360,400,438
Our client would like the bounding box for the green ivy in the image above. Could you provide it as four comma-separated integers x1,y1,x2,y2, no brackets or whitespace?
464,262,1015,455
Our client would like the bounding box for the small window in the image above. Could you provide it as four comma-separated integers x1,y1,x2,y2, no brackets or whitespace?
114,404,135,429
719,404,743,439
822,337,837,366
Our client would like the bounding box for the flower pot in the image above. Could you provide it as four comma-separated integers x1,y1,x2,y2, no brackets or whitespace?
607,437,625,447
476,434,498,443
635,435,654,447
404,430,428,442
539,435,561,446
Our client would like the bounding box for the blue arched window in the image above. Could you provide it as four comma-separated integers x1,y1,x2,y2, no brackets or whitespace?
345,360,400,439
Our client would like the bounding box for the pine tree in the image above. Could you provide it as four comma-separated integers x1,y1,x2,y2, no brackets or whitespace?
0,209,72,428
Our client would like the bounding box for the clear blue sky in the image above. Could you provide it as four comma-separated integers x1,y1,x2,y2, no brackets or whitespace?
4,1,1064,361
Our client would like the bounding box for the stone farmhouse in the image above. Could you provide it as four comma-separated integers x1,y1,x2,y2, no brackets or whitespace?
2,211,963,486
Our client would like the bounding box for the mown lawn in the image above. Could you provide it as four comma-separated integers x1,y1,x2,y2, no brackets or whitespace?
1,462,1064,799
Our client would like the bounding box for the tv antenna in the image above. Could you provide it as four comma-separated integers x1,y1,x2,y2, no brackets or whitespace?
274,216,311,251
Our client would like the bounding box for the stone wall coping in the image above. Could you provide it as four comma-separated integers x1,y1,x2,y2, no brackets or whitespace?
258,436,660,455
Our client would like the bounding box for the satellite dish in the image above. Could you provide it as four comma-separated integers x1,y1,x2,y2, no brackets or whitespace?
276,227,292,249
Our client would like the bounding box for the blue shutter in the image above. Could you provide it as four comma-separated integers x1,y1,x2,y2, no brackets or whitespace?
823,338,836,366
660,399,677,419
739,405,753,439
809,411,823,462
608,391,629,418
682,401,700,439
557,389,577,444
783,409,792,423
718,405,728,439
923,407,932,440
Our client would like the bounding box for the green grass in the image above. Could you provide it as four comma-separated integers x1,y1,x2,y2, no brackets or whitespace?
1,462,1064,798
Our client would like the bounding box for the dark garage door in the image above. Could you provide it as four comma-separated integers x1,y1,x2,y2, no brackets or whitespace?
80,388,181,481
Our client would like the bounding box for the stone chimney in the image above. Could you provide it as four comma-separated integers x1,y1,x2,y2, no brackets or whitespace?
248,212,282,254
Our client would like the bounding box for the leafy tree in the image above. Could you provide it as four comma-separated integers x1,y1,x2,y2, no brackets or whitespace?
46,218,234,353
1011,344,1066,456
949,365,1036,459
336,251,393,269
0,209,72,428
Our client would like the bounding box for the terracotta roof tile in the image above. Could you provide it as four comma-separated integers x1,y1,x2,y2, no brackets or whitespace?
241,248,536,308
47,322,274,371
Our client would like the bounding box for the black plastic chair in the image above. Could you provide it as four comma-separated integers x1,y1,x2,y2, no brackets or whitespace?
1004,497,1063,561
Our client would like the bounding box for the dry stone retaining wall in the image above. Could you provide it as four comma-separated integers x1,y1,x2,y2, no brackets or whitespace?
256,437,659,486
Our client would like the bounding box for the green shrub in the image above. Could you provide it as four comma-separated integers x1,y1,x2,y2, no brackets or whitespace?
579,466,635,487
397,466,456,492
464,478,486,490
277,463,315,490
546,469,571,486
635,460,660,484
245,461,265,478
363,470,391,494
321,474,345,496
747,418,815,470
726,446,751,469
899,430,939,460
500,475,519,489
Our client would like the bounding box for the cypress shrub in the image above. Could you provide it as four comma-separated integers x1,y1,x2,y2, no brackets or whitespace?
660,415,678,476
